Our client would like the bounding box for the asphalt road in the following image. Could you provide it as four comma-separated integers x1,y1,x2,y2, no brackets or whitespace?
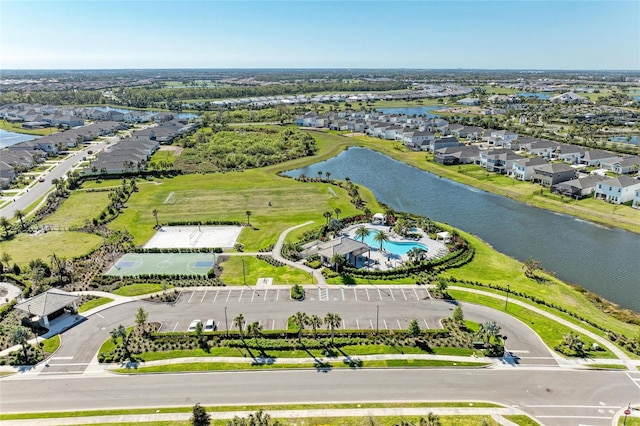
37,286,555,375
2,368,639,425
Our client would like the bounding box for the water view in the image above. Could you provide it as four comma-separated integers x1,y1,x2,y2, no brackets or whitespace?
0,129,40,149
96,106,199,120
516,92,551,99
376,106,443,118
610,135,639,145
284,147,640,312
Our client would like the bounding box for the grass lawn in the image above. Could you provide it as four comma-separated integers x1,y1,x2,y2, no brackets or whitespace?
504,415,541,426
0,119,58,136
113,283,165,297
78,297,114,313
621,417,640,426
585,363,628,369
40,191,111,229
220,256,312,285
448,289,616,359
42,335,60,353
0,231,102,265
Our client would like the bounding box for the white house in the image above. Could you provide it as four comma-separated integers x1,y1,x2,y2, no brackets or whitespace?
594,176,640,204
512,157,547,181
581,149,621,167
633,189,640,209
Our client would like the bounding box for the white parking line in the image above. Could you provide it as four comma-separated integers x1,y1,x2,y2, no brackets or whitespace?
276,289,280,302
157,323,164,332
354,288,358,301
425,287,432,298
172,322,179,332
413,288,419,300
401,288,407,301
200,290,207,303
213,290,219,303
225,291,231,303
341,288,345,301
423,319,429,329
187,292,195,303
377,289,382,300
271,320,275,330
356,319,360,329
370,319,374,329
366,289,370,301
238,289,244,302
383,319,388,330
397,319,402,329
342,319,345,329
251,290,256,302
264,289,268,301
389,289,395,301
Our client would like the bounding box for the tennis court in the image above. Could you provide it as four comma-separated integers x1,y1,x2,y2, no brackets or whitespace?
106,253,218,276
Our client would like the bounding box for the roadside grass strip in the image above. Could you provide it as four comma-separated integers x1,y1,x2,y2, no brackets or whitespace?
41,335,61,353
585,363,629,369
447,289,617,359
112,283,166,297
0,402,502,420
504,415,542,426
78,297,114,312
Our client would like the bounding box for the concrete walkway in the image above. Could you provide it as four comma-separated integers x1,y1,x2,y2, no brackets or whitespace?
271,220,327,286
0,281,22,306
0,406,528,426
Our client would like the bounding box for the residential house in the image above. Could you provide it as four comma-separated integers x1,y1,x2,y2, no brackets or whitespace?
594,176,640,204
486,150,526,174
633,189,640,209
552,175,607,199
434,145,480,165
580,149,621,167
512,157,547,181
528,140,560,159
457,97,480,106
403,131,435,151
532,163,576,186
606,156,640,175
451,126,484,140
550,92,588,104
429,136,460,153
554,144,585,164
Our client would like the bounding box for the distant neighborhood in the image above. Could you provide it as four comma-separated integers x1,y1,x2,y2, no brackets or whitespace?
296,110,640,209
0,103,199,188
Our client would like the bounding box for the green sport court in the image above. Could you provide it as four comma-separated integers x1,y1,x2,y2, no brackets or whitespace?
106,253,218,276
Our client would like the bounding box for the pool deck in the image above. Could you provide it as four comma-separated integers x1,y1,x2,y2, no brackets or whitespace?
343,223,448,271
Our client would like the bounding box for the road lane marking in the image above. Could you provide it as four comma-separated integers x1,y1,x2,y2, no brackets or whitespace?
187,292,195,303
370,319,374,329
172,322,179,332
271,320,275,330
95,313,104,318
535,416,611,420
341,288,345,301
200,290,207,303
356,319,360,329
354,288,358,301
425,287,432,298
525,405,621,408
264,289,268,301
383,319,388,329
157,323,164,332
213,290,219,303
401,288,407,300
366,289,370,301
276,289,280,302
342,319,345,329
377,289,382,300
397,319,402,329
509,350,530,354
51,356,74,360
251,290,256,302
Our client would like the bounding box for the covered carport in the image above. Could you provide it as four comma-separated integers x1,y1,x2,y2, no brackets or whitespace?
15,288,79,328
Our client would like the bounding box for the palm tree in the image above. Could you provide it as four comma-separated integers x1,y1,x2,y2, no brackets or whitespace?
0,216,10,237
246,321,262,346
292,311,309,341
420,412,442,426
13,209,25,230
245,211,252,226
323,211,332,225
324,312,342,344
317,170,323,180
325,171,331,181
233,313,245,338
373,230,389,251
110,324,129,355
354,225,371,244
330,253,346,273
0,252,12,271
308,315,323,339
10,325,31,362
152,209,159,227
477,321,501,346
334,207,341,219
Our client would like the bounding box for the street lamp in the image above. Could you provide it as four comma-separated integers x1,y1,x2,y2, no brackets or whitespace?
504,284,510,311
242,258,246,286
376,305,379,334
224,306,229,337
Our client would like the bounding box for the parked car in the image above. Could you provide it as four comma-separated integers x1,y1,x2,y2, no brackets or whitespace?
187,319,202,332
204,319,216,332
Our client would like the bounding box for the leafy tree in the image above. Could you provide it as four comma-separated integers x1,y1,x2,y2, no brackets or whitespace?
292,311,309,341
190,403,211,426
354,225,371,244
327,218,343,237
477,321,501,346
324,312,341,344
373,230,389,251
452,305,464,324
562,332,585,356
523,258,542,278
0,252,12,271
334,207,341,219
408,319,421,337
0,216,10,237
420,412,442,426
135,307,148,327
308,314,323,339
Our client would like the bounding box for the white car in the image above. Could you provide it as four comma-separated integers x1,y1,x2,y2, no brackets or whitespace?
204,319,215,332
187,320,202,332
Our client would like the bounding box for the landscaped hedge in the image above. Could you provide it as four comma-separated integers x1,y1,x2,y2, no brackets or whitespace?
163,220,243,227
128,247,223,254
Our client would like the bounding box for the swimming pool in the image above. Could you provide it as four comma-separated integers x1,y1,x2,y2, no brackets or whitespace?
360,231,428,256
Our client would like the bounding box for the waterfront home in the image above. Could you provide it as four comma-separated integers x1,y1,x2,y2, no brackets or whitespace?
429,136,460,153
633,190,640,209
550,92,588,103
532,163,577,186
512,157,547,181
552,175,607,199
8,139,58,155
403,131,436,150
458,97,480,106
594,176,640,204
434,145,480,165
485,150,526,174
580,149,620,167
0,162,16,189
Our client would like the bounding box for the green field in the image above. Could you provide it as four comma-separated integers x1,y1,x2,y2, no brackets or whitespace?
41,191,112,229
220,256,313,285
0,119,58,136
78,297,113,312
0,231,102,265
112,283,166,296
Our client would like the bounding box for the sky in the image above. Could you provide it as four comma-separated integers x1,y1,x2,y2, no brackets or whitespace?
1,0,639,70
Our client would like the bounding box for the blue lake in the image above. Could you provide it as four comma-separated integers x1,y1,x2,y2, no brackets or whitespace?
284,147,640,312
96,106,199,120
609,136,639,145
516,92,551,99
0,129,40,149
376,106,443,118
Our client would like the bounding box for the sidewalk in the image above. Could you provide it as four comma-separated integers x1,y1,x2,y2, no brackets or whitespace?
0,406,528,426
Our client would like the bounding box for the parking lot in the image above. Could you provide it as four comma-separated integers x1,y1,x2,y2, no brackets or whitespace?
155,286,444,333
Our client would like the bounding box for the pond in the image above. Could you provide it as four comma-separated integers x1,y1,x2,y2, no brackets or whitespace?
284,147,640,312
96,106,199,120
516,92,551,100
0,129,40,149
609,136,639,145
376,106,443,118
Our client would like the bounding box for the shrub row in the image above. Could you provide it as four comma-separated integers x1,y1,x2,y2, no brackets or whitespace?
128,247,223,254
256,255,285,267
163,220,243,227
